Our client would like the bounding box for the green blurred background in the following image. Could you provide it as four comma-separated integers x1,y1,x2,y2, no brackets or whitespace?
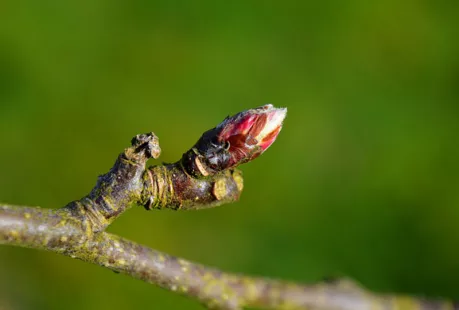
1,1,458,309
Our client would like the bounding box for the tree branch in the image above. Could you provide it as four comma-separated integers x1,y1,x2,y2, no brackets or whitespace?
0,204,453,310
0,105,454,309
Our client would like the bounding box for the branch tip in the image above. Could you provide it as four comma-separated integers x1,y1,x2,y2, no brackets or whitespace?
130,132,161,160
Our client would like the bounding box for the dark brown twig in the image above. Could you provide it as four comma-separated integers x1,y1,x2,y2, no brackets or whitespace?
0,105,453,309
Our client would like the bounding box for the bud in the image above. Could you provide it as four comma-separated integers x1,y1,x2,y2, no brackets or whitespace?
182,104,287,176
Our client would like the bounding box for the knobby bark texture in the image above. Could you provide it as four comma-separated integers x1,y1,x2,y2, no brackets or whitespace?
0,105,455,310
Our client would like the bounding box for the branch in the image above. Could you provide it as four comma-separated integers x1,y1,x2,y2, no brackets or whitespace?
0,204,453,310
0,105,454,309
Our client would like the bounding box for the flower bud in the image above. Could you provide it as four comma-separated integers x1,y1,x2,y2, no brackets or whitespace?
183,104,287,176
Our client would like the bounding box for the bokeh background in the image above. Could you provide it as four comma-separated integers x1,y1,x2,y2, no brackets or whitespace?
1,1,458,309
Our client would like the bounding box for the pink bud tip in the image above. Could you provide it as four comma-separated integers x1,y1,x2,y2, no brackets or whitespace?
183,104,287,176
216,104,287,167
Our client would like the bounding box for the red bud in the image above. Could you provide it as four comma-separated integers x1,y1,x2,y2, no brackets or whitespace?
183,104,287,176
216,104,287,167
